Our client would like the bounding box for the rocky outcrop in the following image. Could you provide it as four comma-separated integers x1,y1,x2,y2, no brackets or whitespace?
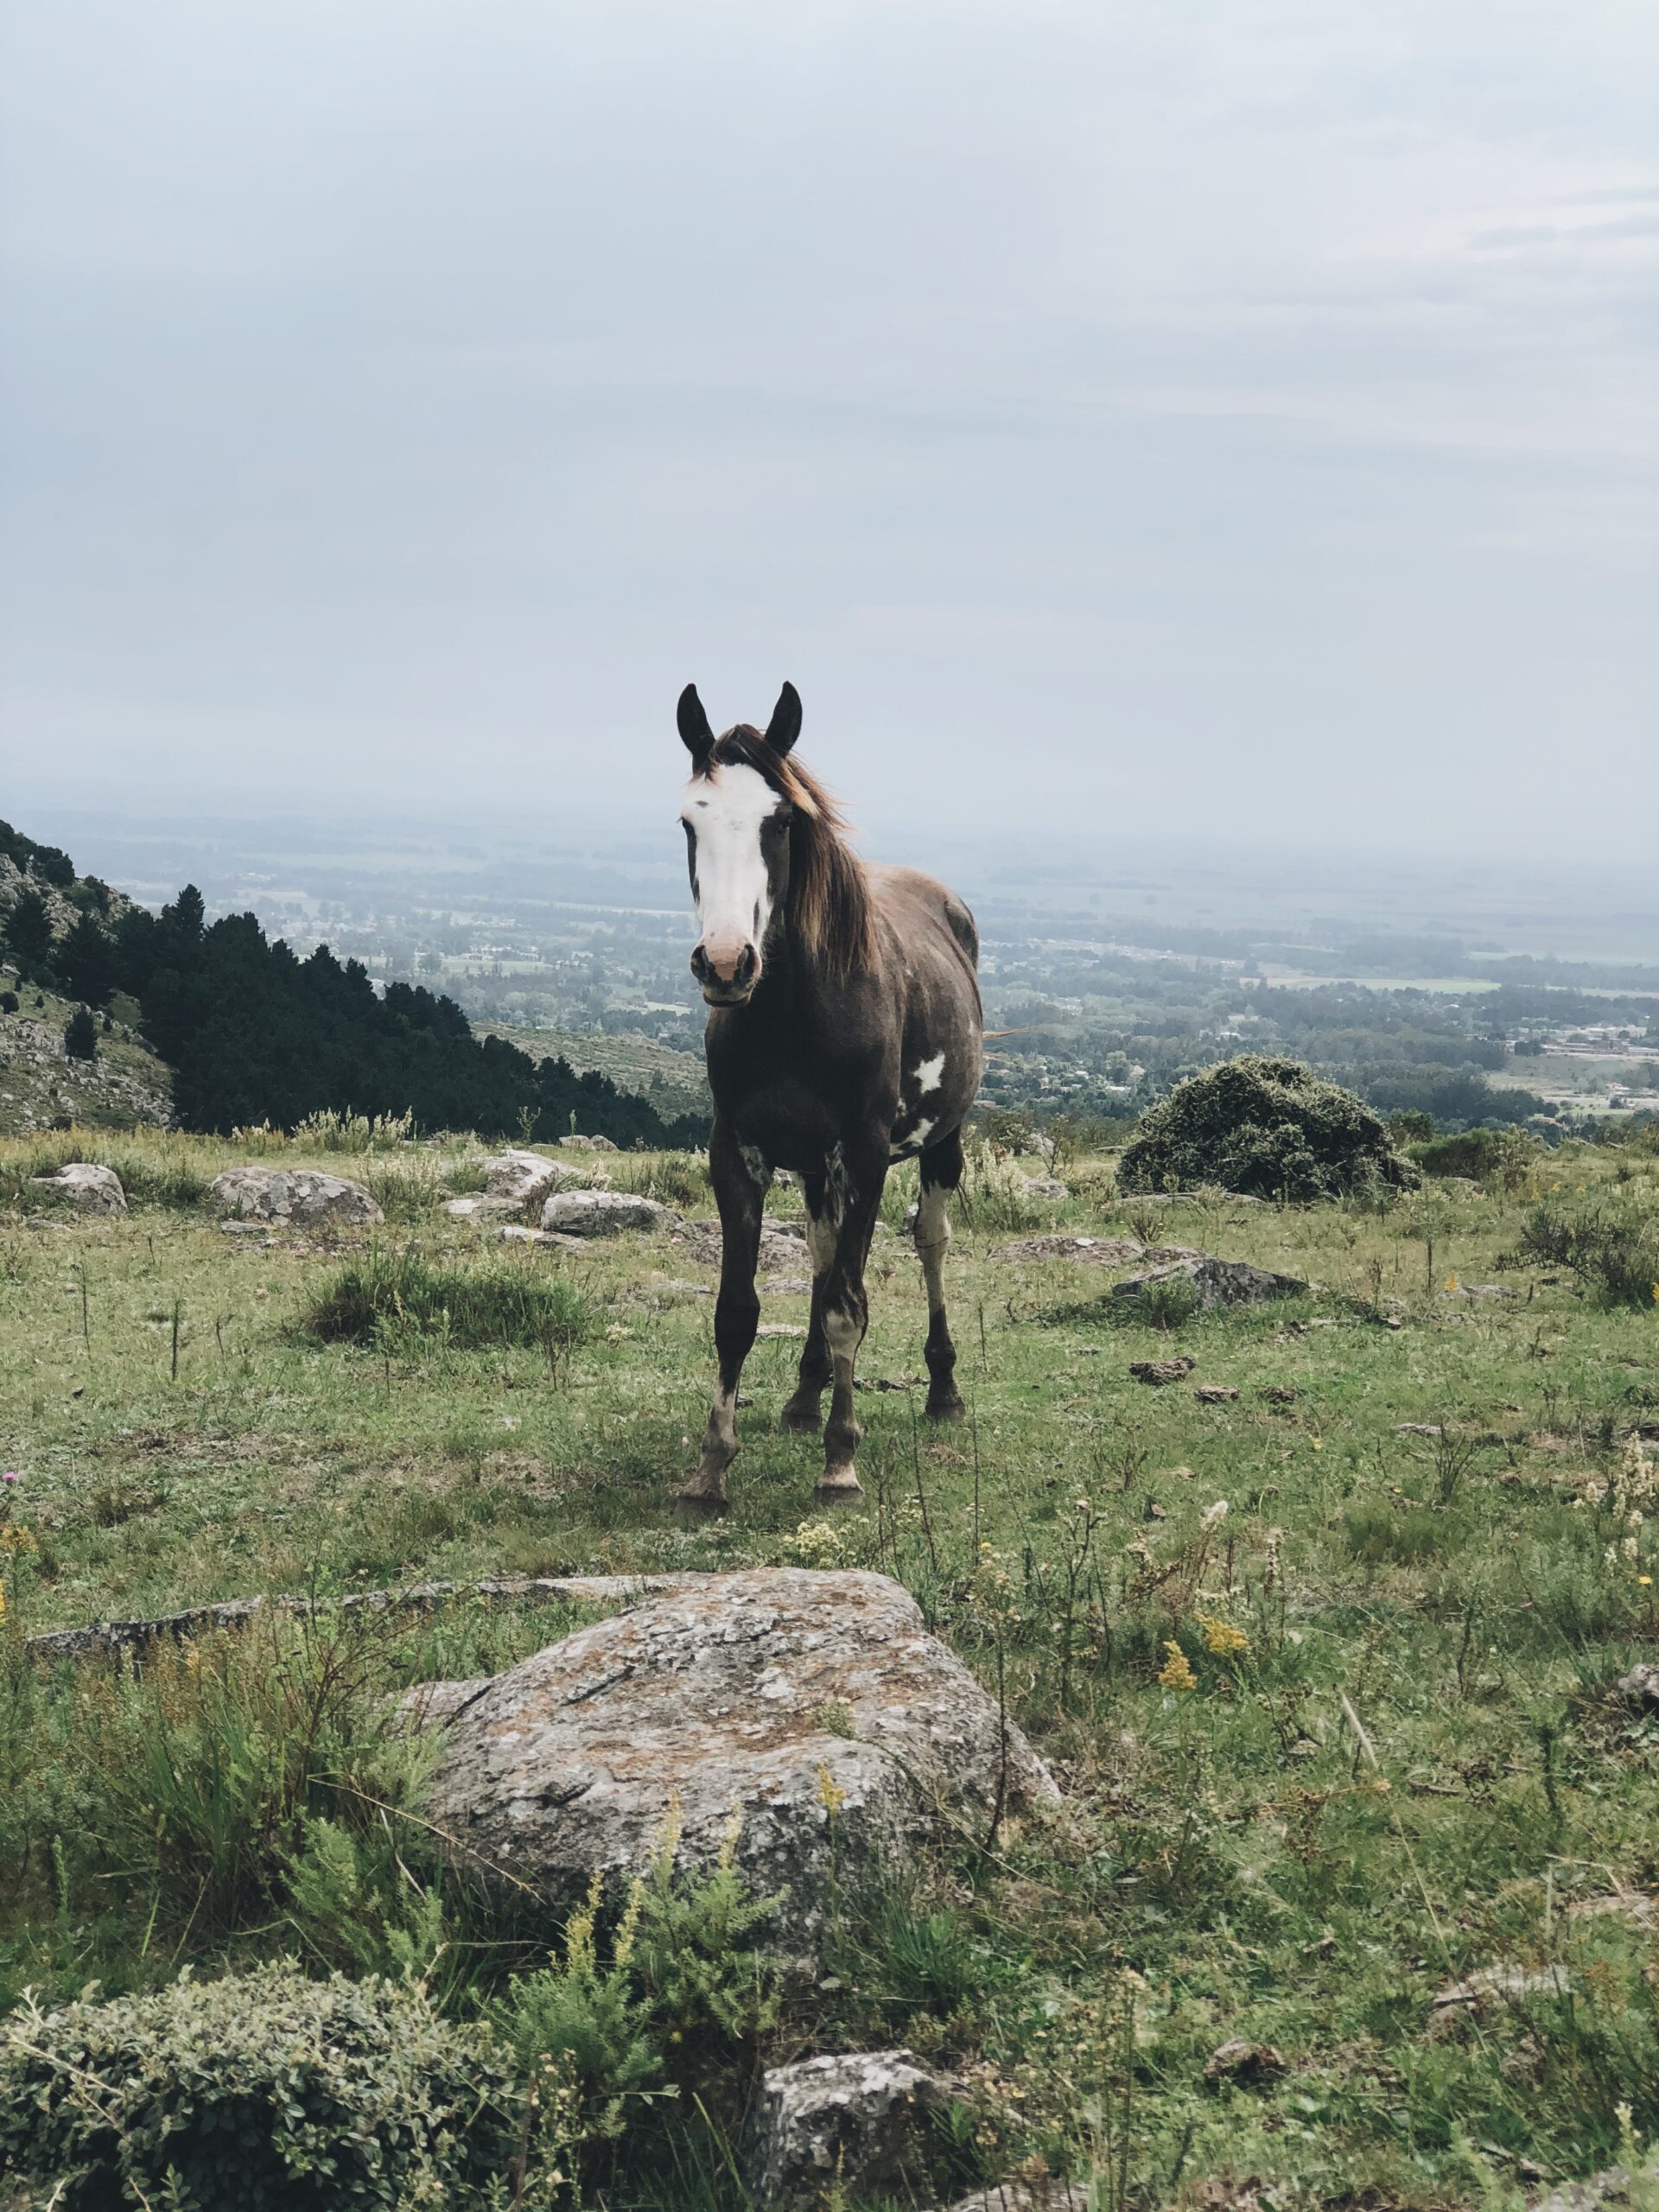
208,1166,384,1228
410,1569,1058,1945
1112,1255,1306,1311
28,1161,126,1213
539,1189,679,1236
560,1133,619,1152
742,2050,954,2209
442,1194,521,1221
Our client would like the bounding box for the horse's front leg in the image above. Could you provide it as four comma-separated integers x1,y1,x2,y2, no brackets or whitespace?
815,1137,888,1508
678,1128,767,1514
779,1170,836,1436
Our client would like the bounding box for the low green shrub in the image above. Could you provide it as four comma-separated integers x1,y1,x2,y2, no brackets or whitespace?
0,1962,517,2209
1119,1057,1417,1202
1517,1194,1659,1311
304,1248,593,1352
1414,1126,1541,1188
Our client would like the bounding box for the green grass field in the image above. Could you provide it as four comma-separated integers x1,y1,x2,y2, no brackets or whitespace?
3,1122,1658,2207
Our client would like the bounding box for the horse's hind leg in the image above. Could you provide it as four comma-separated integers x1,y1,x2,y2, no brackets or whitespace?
815,1141,887,1507
917,1130,965,1422
779,1172,836,1436
677,1128,766,1514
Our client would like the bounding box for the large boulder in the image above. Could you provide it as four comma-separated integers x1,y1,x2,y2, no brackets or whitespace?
207,1166,384,1228
539,1189,679,1236
411,1569,1058,1946
743,2050,955,2209
28,1161,126,1214
1111,1254,1307,1311
481,1148,592,1206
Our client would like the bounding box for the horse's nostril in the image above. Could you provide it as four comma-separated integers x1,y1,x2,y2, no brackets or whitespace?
735,944,758,988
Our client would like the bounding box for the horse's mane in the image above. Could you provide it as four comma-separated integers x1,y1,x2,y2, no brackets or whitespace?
700,728,876,977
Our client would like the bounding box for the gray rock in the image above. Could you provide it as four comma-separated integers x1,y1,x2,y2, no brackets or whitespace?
1616,1662,1659,1708
412,1569,1058,1946
498,1224,588,1252
1018,1173,1070,1200
28,1161,126,1213
540,1189,679,1236
208,1166,384,1228
1112,1255,1306,1311
1532,2170,1637,2212
991,1234,1164,1266
743,2049,953,2209
941,2188,1090,2212
481,1148,591,1205
560,1133,619,1152
442,1194,521,1220
763,1276,814,1297
677,1218,811,1274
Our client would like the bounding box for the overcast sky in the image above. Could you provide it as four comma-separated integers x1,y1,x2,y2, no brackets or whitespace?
2,0,1655,863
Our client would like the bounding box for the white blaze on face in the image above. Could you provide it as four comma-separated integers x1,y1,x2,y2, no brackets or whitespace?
683,762,783,982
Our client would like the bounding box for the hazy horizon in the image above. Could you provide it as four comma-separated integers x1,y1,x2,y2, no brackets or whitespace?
3,2,1656,863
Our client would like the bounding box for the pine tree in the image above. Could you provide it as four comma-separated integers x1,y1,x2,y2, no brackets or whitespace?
64,1006,98,1062
58,911,117,1007
3,887,54,978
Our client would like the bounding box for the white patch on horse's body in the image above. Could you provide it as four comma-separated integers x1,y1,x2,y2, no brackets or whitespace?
739,1143,770,1190
682,761,783,976
891,1117,934,1159
911,1053,946,1096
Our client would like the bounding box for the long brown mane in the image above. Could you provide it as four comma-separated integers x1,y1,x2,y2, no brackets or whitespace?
699,728,876,978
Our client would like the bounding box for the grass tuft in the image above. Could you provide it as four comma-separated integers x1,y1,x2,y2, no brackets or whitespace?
303,1247,594,1351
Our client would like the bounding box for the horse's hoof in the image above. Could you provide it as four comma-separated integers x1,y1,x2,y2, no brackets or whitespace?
779,1402,823,1437
924,1393,966,1424
813,1475,865,1510
673,1488,729,1519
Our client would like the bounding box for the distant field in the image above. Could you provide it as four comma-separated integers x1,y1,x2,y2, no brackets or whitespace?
479,1019,710,1113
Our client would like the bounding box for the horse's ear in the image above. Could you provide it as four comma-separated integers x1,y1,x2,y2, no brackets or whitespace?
677,683,715,766
764,681,802,758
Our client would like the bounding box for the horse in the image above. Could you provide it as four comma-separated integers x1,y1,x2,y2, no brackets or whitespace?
673,679,983,1512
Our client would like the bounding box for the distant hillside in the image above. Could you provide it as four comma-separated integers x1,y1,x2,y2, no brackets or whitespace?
0,981,173,1135
0,821,709,1148
480,1022,710,1120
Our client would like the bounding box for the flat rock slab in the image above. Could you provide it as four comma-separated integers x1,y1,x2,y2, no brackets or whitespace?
676,1219,812,1274
413,1569,1058,1945
26,1571,706,1666
743,2049,954,2209
540,1189,680,1236
28,1162,127,1213
990,1234,1197,1266
1112,1255,1307,1311
209,1166,384,1227
499,1224,588,1252
442,1194,521,1221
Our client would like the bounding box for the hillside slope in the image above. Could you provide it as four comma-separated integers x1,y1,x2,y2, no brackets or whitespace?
0,983,172,1135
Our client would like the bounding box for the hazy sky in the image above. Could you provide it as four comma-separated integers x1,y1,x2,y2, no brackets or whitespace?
3,1,1655,861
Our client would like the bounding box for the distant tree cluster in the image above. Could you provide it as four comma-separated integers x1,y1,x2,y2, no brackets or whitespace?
2,827,709,1147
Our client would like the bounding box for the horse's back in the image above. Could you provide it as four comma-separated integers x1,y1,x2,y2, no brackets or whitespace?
864,864,980,971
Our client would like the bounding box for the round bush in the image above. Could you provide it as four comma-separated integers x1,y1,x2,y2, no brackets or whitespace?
1118,1056,1418,1203
0,1963,517,2209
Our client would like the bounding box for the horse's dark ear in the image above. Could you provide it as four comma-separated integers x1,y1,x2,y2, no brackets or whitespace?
677,683,715,766
764,681,802,758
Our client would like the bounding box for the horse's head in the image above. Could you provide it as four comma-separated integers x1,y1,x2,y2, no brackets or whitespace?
677,681,804,1006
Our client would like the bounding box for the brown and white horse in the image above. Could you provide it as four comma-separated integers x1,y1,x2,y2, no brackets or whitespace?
674,681,983,1511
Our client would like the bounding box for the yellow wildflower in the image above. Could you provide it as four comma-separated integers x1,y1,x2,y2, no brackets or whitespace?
1445,1273,1460,1293
1640,1575,1653,1587
1157,1641,1197,1692
1198,1613,1249,1657
817,1764,849,1817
